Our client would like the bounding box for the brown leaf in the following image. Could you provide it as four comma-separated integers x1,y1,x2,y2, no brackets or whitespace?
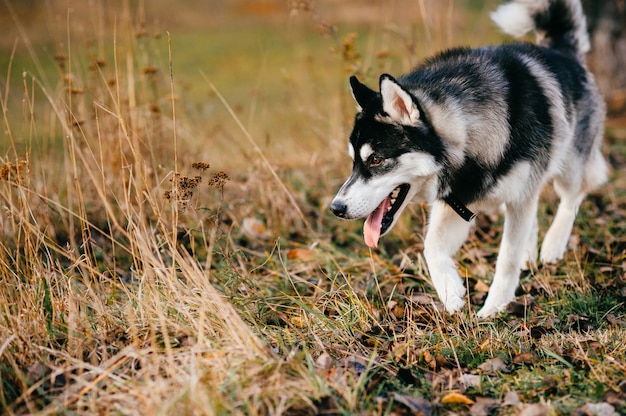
606,313,626,327
601,380,626,408
509,295,535,315
506,301,528,317
582,339,603,357
391,305,405,319
477,357,509,374
410,293,438,306
565,313,595,332
285,248,314,261
391,392,433,415
564,347,589,369
574,402,619,416
441,392,474,405
519,402,551,416
435,353,450,368
503,390,521,407
470,397,500,416
458,373,481,390
241,217,270,240
530,325,553,339
513,352,539,365
315,352,333,370
423,350,437,370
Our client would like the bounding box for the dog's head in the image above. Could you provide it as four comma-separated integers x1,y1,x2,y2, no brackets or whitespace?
330,74,442,248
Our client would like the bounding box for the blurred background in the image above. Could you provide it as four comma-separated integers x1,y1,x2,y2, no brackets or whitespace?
0,0,623,170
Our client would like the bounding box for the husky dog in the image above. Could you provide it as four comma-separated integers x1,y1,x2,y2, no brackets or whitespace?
330,0,607,317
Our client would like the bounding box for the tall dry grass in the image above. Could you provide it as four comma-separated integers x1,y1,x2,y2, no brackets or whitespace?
0,1,334,413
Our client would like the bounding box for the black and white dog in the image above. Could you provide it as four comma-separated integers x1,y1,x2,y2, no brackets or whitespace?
330,0,607,317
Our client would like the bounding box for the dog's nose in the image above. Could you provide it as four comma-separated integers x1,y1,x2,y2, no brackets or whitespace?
330,200,348,218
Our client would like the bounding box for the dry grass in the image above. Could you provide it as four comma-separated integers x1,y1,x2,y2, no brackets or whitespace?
0,0,625,415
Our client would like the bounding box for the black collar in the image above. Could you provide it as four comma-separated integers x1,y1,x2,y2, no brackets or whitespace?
443,194,476,222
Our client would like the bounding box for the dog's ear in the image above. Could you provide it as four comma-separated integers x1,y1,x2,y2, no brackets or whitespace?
350,76,377,112
380,74,420,125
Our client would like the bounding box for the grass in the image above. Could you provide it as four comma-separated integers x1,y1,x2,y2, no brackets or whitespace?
0,0,625,414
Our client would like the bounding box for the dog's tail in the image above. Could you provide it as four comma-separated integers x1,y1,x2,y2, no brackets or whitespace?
491,0,590,60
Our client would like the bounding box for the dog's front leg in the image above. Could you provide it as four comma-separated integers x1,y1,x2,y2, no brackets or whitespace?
477,196,539,318
424,201,474,314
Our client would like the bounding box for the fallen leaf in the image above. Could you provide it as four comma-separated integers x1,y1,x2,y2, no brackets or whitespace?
26,362,47,384
470,397,500,416
285,248,314,261
337,355,368,375
241,217,270,240
564,347,589,369
581,339,603,357
387,300,406,319
423,350,437,370
513,352,539,365
503,390,521,407
519,402,551,416
606,313,626,327
530,325,553,339
477,357,509,374
603,382,626,408
574,403,619,416
565,313,595,332
506,301,528,317
458,373,481,390
435,353,450,368
441,392,474,405
391,392,433,415
410,293,438,305
315,352,333,370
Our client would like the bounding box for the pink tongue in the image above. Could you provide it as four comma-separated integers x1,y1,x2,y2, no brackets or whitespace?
363,197,391,248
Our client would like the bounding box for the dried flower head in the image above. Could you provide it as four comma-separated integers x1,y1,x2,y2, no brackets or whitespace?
191,162,211,172
1,158,30,184
208,171,230,189
165,173,203,210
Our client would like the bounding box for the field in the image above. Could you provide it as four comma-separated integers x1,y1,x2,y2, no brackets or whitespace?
0,0,625,414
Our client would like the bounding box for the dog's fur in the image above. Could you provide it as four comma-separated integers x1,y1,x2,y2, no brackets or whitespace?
330,0,607,317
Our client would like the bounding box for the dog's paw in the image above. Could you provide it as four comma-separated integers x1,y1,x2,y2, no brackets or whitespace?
433,276,466,314
442,294,466,314
475,302,507,319
539,244,565,264
476,290,514,318
540,228,569,264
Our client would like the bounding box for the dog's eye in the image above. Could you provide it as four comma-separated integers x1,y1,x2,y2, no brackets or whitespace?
369,157,383,167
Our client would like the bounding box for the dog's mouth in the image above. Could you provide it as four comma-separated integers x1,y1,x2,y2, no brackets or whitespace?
363,184,410,248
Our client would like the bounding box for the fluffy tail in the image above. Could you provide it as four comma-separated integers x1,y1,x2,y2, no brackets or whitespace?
491,0,590,60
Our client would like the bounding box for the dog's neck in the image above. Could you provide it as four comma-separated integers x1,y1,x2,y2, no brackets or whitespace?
443,194,476,222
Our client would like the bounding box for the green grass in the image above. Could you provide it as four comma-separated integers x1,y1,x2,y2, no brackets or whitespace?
0,0,625,415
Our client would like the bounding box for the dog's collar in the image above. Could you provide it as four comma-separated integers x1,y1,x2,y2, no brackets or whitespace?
443,194,476,222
